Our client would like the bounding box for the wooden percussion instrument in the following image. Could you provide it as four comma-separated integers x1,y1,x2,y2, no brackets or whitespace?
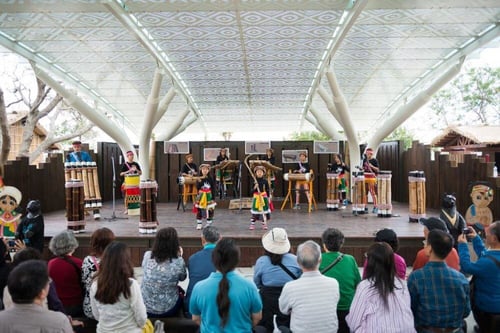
216,160,238,182
377,171,392,217
409,171,426,222
64,162,102,211
179,175,204,185
249,160,282,172
124,175,141,216
326,173,340,210
216,159,240,170
352,171,366,214
65,179,85,233
139,180,158,234
283,172,311,182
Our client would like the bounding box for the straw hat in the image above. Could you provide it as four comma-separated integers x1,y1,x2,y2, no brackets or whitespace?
261,228,290,255
254,165,266,173
199,163,211,169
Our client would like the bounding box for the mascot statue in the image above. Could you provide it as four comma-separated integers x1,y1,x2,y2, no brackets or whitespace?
465,181,494,228
439,193,466,247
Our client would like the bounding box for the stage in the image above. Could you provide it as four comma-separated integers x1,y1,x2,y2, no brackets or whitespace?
43,200,433,267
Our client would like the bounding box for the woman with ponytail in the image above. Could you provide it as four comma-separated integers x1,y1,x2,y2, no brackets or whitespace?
190,238,262,332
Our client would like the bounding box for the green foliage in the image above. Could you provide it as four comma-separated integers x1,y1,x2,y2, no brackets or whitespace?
429,66,499,127
288,131,330,141
386,127,414,150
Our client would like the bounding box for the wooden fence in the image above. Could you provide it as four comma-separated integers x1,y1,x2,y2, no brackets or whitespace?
3,140,499,221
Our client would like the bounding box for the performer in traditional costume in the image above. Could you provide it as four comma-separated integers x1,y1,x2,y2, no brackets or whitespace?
120,150,142,214
362,148,379,214
293,152,311,210
250,166,272,230
194,164,216,230
328,153,350,209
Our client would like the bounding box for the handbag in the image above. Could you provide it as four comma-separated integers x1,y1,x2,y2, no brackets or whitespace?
142,319,154,333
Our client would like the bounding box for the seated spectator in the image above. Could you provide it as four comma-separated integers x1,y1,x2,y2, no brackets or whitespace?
363,228,406,279
346,242,416,332
90,242,147,332
185,226,220,317
0,259,73,332
48,230,84,317
320,228,361,333
413,217,460,271
141,227,187,317
458,221,500,333
408,230,470,333
0,239,12,310
190,238,262,331
82,227,115,319
279,240,340,333
254,227,301,332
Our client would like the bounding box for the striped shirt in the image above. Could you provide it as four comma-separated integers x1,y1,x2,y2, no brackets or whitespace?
346,278,416,333
279,270,339,333
408,261,470,329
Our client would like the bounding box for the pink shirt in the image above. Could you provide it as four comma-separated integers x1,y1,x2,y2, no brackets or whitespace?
363,253,407,280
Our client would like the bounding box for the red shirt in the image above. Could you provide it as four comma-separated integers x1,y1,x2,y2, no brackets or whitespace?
48,256,84,307
412,247,460,271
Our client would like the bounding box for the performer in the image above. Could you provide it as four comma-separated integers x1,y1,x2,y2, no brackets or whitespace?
65,140,100,219
194,164,216,230
263,148,276,195
215,148,230,197
119,151,142,214
362,147,379,213
249,165,271,230
181,154,198,204
293,152,311,209
328,153,350,209
66,140,92,163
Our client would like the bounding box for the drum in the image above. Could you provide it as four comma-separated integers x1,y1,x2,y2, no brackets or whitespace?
139,180,158,234
283,173,311,182
125,175,141,216
65,179,85,233
182,176,198,185
352,172,366,214
326,173,340,210
377,171,392,217
409,171,426,222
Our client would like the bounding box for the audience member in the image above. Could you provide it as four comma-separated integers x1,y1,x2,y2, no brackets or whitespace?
15,199,44,254
412,217,460,271
458,221,500,333
90,242,147,332
279,240,340,333
346,242,416,332
141,227,187,318
363,228,406,279
48,230,84,317
190,238,262,331
0,259,73,332
185,226,220,317
254,227,301,332
82,227,115,319
0,239,11,310
320,228,361,333
408,230,470,333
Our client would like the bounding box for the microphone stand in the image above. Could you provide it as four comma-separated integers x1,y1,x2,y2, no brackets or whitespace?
105,156,128,221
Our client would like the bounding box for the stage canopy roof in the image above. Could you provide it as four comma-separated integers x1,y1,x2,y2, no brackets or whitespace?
0,0,499,144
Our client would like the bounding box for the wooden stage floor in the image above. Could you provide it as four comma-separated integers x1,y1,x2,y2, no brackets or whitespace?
43,200,436,267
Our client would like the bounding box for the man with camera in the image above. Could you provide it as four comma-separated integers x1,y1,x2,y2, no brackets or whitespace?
458,221,500,333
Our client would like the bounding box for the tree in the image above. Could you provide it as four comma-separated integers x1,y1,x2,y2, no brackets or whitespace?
2,61,94,164
386,127,414,150
0,88,11,170
288,131,330,141
429,66,499,128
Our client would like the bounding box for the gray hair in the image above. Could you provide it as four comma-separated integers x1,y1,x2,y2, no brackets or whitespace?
49,230,79,256
297,240,321,270
202,226,220,243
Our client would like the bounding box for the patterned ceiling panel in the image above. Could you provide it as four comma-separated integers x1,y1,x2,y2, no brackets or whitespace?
0,0,498,141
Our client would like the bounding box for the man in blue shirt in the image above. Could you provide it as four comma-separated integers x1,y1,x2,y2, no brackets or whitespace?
184,226,220,316
66,141,92,163
408,230,470,333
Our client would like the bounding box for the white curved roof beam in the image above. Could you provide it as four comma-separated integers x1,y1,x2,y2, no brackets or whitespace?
366,23,500,148
170,116,199,142
301,0,368,129
139,67,163,179
104,0,205,137
306,106,342,141
153,88,177,127
157,107,192,142
33,65,134,154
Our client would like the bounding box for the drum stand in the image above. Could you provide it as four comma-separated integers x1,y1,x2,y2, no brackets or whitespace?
104,156,128,222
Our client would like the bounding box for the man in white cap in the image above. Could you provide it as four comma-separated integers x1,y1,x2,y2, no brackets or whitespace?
279,240,339,333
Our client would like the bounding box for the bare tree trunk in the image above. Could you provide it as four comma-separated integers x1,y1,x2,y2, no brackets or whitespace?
0,88,11,175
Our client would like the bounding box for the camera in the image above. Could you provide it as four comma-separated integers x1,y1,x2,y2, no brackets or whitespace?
462,227,472,235
7,239,16,247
